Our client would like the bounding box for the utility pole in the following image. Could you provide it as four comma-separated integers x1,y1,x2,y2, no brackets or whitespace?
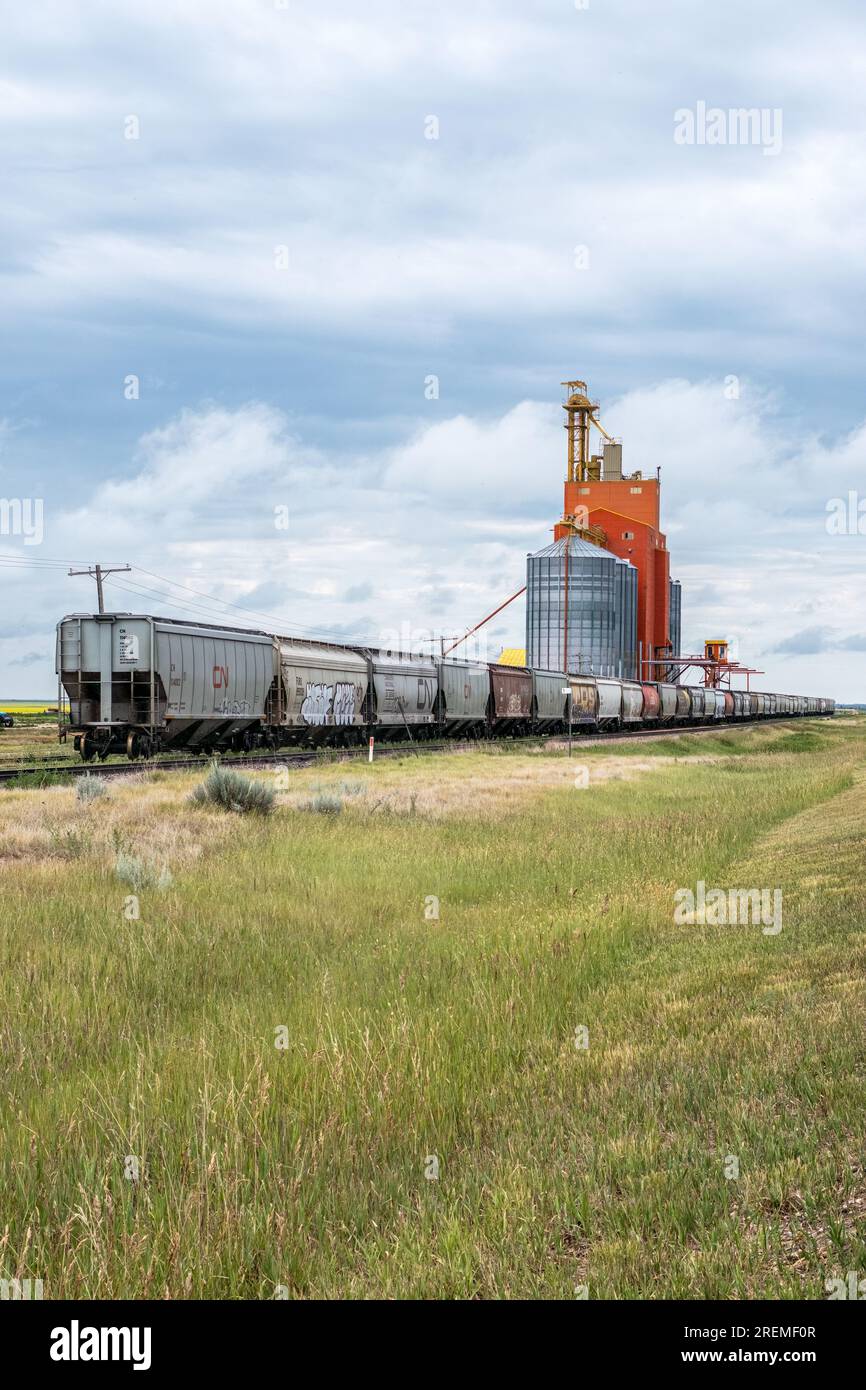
68,563,131,614
562,685,573,757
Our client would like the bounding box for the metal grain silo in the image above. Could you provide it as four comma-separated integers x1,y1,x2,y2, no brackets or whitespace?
525,536,638,678
669,579,682,658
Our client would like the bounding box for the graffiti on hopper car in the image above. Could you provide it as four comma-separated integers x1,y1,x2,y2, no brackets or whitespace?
301,681,357,726
214,699,251,716
301,683,332,725
333,682,356,725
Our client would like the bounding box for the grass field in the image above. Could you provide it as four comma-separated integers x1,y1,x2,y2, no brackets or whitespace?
1,716,864,1298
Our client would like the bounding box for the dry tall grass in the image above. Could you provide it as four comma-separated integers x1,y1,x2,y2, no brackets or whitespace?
0,718,863,1298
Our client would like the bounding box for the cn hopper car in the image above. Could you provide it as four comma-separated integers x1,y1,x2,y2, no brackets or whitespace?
56,612,836,761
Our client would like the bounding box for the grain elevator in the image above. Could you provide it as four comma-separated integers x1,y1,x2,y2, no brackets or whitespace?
526,379,680,679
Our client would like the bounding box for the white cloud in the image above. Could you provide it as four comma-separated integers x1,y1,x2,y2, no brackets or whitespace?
384,400,560,505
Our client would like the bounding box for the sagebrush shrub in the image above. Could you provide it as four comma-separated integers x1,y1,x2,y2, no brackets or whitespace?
190,762,275,815
300,792,343,815
76,774,108,802
114,851,173,891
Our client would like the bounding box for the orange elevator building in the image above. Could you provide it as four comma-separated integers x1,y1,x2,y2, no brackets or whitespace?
552,381,674,678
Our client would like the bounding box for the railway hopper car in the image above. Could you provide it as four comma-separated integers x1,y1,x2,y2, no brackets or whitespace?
274,640,368,744
621,681,644,726
685,686,707,723
57,613,275,760
435,658,489,735
596,678,623,729
656,683,679,724
365,650,438,735
488,663,533,733
706,689,726,721
532,670,570,732
640,684,660,722
567,675,599,728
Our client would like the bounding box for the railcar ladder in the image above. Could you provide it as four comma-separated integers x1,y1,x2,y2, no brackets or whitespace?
57,617,82,735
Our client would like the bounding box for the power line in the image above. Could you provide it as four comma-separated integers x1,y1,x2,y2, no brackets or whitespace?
104,575,262,628
104,574,384,648
132,565,377,641
103,571,416,652
0,556,101,569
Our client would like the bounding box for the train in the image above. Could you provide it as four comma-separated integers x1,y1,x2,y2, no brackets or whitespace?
56,612,836,761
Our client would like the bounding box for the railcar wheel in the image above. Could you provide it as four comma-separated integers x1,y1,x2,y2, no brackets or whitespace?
80,733,96,763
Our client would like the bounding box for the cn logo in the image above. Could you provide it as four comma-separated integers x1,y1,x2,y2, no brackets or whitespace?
213,665,229,689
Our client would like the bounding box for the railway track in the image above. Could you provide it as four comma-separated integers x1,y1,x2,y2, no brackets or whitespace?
0,742,458,783
0,717,814,785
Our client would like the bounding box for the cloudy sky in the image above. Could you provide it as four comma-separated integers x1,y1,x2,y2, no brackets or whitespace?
1,0,864,698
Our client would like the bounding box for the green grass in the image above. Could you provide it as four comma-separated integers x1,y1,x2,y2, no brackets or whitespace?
0,717,864,1298
0,769,77,790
